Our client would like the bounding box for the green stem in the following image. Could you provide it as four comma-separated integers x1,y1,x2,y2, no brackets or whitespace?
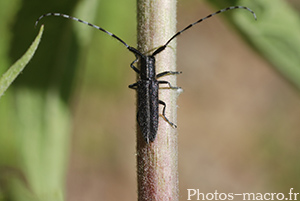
136,0,179,200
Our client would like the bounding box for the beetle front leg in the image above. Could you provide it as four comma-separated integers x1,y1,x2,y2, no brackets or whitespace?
130,55,140,74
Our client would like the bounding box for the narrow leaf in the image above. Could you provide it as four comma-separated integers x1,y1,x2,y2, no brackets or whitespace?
0,25,44,98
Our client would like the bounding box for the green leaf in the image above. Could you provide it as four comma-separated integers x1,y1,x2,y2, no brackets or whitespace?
0,25,44,98
207,0,300,90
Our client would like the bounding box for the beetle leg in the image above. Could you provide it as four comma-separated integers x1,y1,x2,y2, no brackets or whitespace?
158,80,180,89
159,100,177,128
156,71,181,78
128,82,138,89
130,55,140,74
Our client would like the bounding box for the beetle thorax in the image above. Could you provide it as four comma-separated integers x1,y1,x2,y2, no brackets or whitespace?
139,56,156,80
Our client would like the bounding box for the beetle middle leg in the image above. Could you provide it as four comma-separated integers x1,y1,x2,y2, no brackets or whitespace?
128,82,138,89
156,71,182,78
157,70,181,89
159,100,177,128
158,80,180,89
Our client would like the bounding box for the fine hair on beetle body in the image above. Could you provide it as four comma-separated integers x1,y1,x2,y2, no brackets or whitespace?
35,6,257,144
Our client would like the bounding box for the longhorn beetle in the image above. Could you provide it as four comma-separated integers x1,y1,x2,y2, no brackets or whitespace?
36,6,257,144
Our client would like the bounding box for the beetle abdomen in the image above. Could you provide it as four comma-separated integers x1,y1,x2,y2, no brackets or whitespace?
137,80,159,143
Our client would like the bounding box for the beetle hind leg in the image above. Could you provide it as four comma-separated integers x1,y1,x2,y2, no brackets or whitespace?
159,100,177,128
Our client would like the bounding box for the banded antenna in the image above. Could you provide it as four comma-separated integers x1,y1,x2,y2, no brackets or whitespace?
152,6,257,55
35,13,130,48
35,6,256,56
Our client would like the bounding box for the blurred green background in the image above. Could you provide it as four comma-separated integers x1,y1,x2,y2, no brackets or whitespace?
1,0,300,200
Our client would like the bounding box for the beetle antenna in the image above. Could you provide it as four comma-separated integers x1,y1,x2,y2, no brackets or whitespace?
152,6,257,56
35,13,131,49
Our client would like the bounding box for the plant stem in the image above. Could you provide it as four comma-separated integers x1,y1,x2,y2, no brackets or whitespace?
136,0,179,200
